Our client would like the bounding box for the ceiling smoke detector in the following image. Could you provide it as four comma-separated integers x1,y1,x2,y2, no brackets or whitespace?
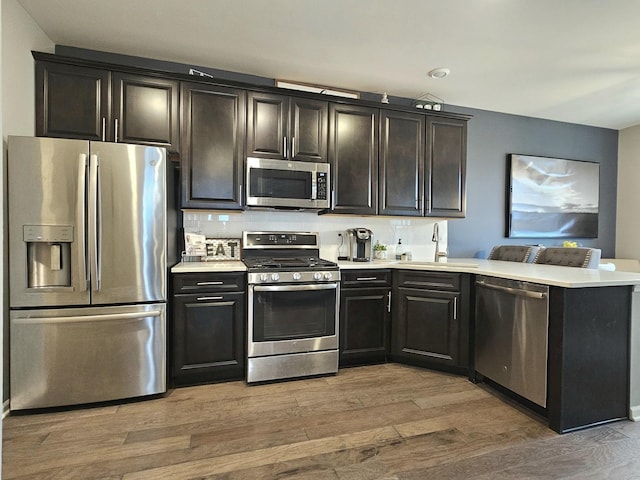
428,68,450,79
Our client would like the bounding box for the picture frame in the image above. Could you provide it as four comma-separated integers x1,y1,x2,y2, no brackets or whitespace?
507,154,599,238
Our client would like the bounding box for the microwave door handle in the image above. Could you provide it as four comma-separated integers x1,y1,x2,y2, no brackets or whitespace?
78,153,88,291
311,171,317,200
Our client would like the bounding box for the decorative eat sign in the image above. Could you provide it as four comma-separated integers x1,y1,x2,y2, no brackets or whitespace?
204,238,241,261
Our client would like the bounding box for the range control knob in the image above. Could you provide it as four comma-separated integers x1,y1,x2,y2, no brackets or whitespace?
293,272,302,281
313,272,323,281
259,273,269,282
271,272,280,282
324,272,333,280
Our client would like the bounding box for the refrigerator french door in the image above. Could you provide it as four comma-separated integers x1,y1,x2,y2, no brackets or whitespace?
8,136,167,410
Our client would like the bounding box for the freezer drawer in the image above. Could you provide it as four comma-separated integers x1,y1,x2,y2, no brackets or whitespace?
10,304,166,410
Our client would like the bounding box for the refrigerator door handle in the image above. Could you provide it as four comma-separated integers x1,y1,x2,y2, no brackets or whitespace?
78,153,88,291
12,310,162,324
89,153,101,291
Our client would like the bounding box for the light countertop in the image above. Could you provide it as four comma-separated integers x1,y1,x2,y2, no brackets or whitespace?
339,258,640,288
171,261,246,273
171,259,640,288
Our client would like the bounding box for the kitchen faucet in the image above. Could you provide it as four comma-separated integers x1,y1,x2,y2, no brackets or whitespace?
432,223,448,262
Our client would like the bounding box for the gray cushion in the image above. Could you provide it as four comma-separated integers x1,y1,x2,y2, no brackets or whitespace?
533,247,601,268
488,245,534,262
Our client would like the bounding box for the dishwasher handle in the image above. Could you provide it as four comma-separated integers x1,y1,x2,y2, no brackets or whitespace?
476,279,547,299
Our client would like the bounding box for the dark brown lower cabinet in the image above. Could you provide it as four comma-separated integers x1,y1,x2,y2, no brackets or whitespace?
391,270,470,374
339,269,391,366
171,273,245,386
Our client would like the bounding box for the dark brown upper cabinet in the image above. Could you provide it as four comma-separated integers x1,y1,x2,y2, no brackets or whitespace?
329,106,466,218
36,61,179,152
111,73,179,151
329,104,379,215
426,117,467,217
247,92,328,162
180,82,245,210
379,110,425,216
36,61,111,141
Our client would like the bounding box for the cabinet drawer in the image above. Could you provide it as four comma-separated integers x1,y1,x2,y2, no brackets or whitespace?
395,270,460,291
341,269,391,287
173,272,245,293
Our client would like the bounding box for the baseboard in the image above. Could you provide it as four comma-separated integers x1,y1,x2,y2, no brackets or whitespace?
3,399,9,419
630,405,640,422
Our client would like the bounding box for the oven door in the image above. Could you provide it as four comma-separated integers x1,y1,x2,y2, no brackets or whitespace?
248,282,339,357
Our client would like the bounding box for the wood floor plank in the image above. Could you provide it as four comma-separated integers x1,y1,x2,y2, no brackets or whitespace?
303,401,422,440
394,424,632,480
3,435,190,479
4,364,640,480
121,426,401,480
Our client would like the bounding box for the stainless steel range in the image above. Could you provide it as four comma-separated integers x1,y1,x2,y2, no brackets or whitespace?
243,231,340,383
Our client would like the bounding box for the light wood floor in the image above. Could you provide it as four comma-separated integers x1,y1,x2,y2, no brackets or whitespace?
3,363,640,479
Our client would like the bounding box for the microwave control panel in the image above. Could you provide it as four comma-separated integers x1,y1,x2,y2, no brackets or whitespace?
316,172,327,200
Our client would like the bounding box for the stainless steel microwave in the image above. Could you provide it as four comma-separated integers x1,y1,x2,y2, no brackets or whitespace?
246,157,330,209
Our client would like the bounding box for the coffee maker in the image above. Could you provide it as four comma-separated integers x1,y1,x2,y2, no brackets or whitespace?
345,228,373,262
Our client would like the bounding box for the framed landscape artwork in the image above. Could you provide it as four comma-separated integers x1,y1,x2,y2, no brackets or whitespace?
507,154,599,238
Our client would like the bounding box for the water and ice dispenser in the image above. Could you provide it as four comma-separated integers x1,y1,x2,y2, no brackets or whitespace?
24,225,73,288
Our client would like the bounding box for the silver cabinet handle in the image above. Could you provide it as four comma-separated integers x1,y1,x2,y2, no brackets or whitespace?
387,291,392,313
453,296,457,320
101,117,106,141
404,280,447,288
356,277,378,281
196,296,223,301
114,118,119,143
292,136,296,158
283,136,288,158
196,281,223,286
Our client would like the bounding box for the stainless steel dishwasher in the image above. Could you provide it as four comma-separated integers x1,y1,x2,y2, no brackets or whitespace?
474,275,549,407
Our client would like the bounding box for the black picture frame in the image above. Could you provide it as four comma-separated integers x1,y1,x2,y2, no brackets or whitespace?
507,154,599,238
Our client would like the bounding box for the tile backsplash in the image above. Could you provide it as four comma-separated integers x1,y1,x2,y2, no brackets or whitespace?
183,210,448,262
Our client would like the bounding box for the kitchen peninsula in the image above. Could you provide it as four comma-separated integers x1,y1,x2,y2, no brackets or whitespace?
172,258,640,434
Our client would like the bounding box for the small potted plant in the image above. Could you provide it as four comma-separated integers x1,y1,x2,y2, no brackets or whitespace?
373,240,387,260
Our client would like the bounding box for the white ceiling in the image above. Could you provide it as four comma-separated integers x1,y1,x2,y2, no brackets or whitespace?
17,0,640,130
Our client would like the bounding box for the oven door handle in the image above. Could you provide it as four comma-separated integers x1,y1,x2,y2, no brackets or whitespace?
253,282,339,292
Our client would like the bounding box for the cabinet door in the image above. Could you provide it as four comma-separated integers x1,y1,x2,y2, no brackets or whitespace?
172,292,245,385
329,104,379,215
181,82,245,210
290,97,328,162
112,73,179,151
426,117,467,217
392,287,460,369
379,110,425,216
246,92,288,159
340,287,390,366
36,61,110,141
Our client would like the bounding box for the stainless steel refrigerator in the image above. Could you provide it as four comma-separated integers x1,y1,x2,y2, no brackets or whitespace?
8,136,167,410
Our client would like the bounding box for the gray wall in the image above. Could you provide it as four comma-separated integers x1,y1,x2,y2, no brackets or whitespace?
445,105,618,258
57,46,620,259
